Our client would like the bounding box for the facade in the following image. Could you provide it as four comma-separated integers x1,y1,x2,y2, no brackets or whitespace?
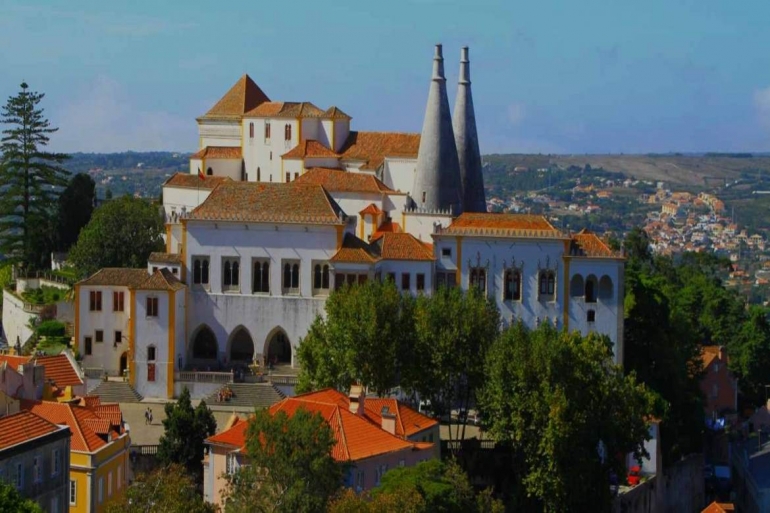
0,410,71,513
700,346,738,418
203,387,437,508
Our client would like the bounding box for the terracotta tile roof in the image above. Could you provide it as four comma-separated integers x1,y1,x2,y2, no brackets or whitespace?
137,268,185,291
82,418,111,435
93,404,123,427
0,355,30,370
191,146,243,160
163,173,231,190
295,168,394,194
359,203,384,215
330,234,379,264
245,101,285,117
189,182,344,225
363,398,438,438
702,502,735,513
372,220,402,238
148,252,182,265
441,213,562,238
245,101,325,118
339,131,421,171
701,345,728,371
324,106,351,120
22,400,123,452
77,268,149,288
569,229,619,258
371,232,434,261
200,75,270,120
0,410,64,450
282,140,339,160
32,354,83,387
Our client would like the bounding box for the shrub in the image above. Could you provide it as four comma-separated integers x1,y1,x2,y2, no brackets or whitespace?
36,320,65,338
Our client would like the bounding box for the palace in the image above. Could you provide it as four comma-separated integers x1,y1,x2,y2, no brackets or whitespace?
76,45,625,399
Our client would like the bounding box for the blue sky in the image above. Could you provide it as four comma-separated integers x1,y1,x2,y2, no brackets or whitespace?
1,0,770,154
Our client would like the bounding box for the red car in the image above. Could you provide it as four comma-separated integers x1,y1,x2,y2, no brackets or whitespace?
627,465,641,486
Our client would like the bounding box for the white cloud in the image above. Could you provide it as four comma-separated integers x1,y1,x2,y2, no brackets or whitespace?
754,86,770,129
49,76,196,153
507,102,526,126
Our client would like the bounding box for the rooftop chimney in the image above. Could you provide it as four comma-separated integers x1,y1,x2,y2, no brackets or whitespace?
412,44,463,214
348,384,366,416
453,46,486,213
380,406,397,435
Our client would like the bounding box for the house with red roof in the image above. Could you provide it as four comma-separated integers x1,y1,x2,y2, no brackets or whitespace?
700,346,738,418
0,352,85,402
203,386,437,508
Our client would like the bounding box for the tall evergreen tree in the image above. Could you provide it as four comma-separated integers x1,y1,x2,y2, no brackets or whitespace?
0,82,69,269
57,173,95,251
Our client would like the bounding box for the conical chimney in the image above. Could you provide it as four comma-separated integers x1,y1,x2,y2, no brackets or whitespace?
453,46,486,213
412,44,463,214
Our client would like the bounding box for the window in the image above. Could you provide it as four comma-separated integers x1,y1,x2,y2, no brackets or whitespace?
98,477,103,503
399,459,405,467
84,337,92,356
422,191,426,203
587,309,596,323
284,124,292,141
152,266,158,273
16,462,22,490
146,297,159,317
435,271,457,289
95,330,104,343
294,172,299,180
147,363,156,382
113,291,124,312
148,346,156,361
386,272,396,283
257,167,261,181
313,263,330,293
504,270,522,301
172,268,178,275
401,273,411,291
539,271,556,299
269,174,273,182
207,167,213,176
34,455,41,483
285,172,290,183
282,261,300,294
114,331,122,345
69,480,76,505
89,290,102,311
585,277,597,303
108,471,112,497
51,496,59,513
714,363,719,373
52,449,60,476
441,247,452,257
265,122,271,140
193,257,210,286
356,470,365,491
249,122,254,139
469,267,486,294
416,273,425,291
252,260,270,294
117,466,122,490
222,258,240,291
712,384,719,398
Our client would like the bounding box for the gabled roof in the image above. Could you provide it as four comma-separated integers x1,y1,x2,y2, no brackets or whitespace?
330,234,379,264
372,219,402,238
360,203,384,215
0,354,30,370
245,101,325,119
338,131,421,171
324,106,351,120
569,229,620,258
31,354,83,387
189,182,345,225
701,345,728,371
0,410,65,450
371,232,434,261
441,213,562,239
191,146,243,160
137,268,185,292
702,502,735,513
148,252,182,265
282,140,339,160
77,268,149,288
295,168,395,194
199,75,270,121
163,173,231,190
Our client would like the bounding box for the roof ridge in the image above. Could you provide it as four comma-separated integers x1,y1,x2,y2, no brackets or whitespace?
334,406,351,461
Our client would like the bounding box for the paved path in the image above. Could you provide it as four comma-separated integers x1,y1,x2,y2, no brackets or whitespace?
120,402,238,446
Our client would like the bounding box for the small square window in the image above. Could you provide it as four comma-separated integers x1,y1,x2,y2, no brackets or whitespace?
441,247,452,257
95,330,104,343
114,331,122,344
70,480,77,505
146,297,158,317
587,310,596,323
416,274,425,291
401,273,411,291
148,346,156,361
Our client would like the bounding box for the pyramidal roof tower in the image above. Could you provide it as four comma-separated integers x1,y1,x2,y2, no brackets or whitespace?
412,44,463,214
453,47,486,212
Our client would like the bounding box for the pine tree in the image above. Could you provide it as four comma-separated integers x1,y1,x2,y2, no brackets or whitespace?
0,82,69,269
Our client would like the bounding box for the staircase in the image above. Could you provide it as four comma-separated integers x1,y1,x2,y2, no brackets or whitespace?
205,383,285,410
89,380,144,403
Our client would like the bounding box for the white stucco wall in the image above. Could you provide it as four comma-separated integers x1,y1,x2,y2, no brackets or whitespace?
133,289,171,398
242,118,300,183
404,212,453,242
198,120,241,148
333,120,350,152
78,285,133,375
2,291,36,348
376,260,434,295
162,185,214,221
381,158,417,195
206,158,242,181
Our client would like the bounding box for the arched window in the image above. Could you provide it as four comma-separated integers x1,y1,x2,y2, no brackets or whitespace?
223,261,232,286
599,275,613,300
265,122,271,139
202,260,209,284
283,263,291,289
193,257,209,286
285,124,292,141
539,271,555,299
322,265,330,289
291,264,299,289
232,261,239,286
570,274,584,297
504,270,521,301
253,260,269,293
206,167,213,176
222,258,240,290
193,259,201,284
469,268,486,294
585,277,597,303
282,261,300,294
314,264,322,289
249,122,254,139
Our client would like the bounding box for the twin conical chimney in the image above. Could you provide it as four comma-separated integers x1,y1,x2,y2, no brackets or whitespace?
412,44,463,214
453,47,486,212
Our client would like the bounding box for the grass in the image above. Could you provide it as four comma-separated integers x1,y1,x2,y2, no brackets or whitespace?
36,337,68,356
22,286,66,305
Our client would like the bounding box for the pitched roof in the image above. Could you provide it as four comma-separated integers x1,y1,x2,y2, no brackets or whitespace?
189,182,344,225
282,140,339,160
163,173,231,190
0,354,30,370
360,203,384,215
0,410,65,450
330,234,379,264
371,232,434,261
31,354,83,387
372,219,402,238
295,168,395,194
245,101,325,118
191,146,243,160
569,229,619,258
701,345,728,370
702,502,735,513
77,268,149,288
324,106,351,120
22,400,124,452
441,213,562,238
339,131,421,171
148,252,182,265
137,268,185,292
200,75,270,120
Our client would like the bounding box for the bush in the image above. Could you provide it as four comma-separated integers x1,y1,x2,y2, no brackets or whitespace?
37,320,65,338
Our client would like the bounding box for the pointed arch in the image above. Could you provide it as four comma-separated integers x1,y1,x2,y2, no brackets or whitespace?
190,324,218,361
585,274,598,303
264,327,292,366
228,325,255,363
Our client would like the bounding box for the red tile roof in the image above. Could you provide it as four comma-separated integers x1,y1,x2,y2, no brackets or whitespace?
190,182,344,225
371,232,434,261
569,229,619,258
22,400,124,452
148,252,182,264
245,101,325,118
137,268,185,292
372,220,402,238
163,173,231,190
295,168,394,194
339,131,421,171
77,268,148,288
441,213,562,238
0,410,64,450
324,106,351,120
282,140,339,159
31,354,83,387
359,203,384,215
702,502,735,513
191,146,243,160
0,354,30,370
330,234,379,264
200,75,270,120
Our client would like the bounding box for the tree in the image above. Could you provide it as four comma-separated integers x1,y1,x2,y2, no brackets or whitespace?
0,82,69,269
106,464,216,513
623,227,652,267
729,306,770,407
224,407,345,513
329,487,426,513
56,173,95,251
68,195,164,276
0,481,42,512
479,322,656,512
156,387,217,487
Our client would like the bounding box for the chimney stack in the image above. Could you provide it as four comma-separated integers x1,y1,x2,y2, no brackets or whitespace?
453,46,487,213
348,384,366,416
380,406,397,435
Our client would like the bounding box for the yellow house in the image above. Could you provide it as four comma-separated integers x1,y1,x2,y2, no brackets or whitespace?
22,397,130,513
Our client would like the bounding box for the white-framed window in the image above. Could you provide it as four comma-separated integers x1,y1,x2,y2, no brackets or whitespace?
252,259,270,294
222,257,241,292
98,476,103,503
356,470,365,491
504,269,522,301
538,271,556,301
192,256,210,286
69,479,76,505
435,271,457,289
52,449,60,476
469,267,486,294
282,260,300,295
226,453,238,474
312,263,330,295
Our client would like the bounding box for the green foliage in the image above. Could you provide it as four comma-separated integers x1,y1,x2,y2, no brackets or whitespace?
106,464,216,513
0,82,69,270
225,407,345,513
728,306,770,406
479,322,656,512
156,388,217,487
57,173,95,251
329,487,426,513
68,195,164,277
0,481,42,512
22,286,63,305
36,319,65,337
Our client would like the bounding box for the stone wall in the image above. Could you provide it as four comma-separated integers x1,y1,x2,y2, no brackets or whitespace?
613,454,705,513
